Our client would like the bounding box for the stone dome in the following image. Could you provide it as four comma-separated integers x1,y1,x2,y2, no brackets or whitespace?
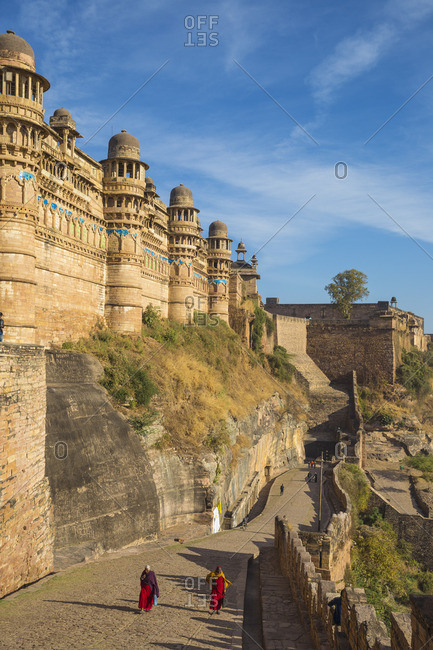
208,220,228,238
169,184,193,207
146,177,155,185
53,107,71,118
236,241,246,251
0,30,35,71
108,130,140,160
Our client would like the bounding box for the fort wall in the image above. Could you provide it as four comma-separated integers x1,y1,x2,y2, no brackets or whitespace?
265,299,429,384
0,344,53,598
272,313,307,354
274,516,433,649
307,319,396,383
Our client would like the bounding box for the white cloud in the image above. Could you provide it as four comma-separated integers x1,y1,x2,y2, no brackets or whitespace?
309,24,396,103
308,0,433,104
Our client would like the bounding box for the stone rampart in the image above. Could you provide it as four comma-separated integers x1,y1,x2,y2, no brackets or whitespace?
0,344,53,597
274,516,433,649
299,461,352,583
366,479,433,571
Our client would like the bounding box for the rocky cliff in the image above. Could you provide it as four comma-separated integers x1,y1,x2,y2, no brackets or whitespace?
45,351,306,566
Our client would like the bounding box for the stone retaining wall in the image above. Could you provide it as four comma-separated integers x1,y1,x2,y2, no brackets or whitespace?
274,516,433,649
0,344,54,598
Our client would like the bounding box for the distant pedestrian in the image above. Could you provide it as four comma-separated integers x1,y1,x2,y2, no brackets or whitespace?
0,313,4,343
328,595,342,625
307,472,312,481
138,565,159,612
280,484,284,496
314,473,318,483
206,566,231,614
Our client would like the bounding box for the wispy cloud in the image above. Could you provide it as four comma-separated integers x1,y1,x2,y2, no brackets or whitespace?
308,0,433,104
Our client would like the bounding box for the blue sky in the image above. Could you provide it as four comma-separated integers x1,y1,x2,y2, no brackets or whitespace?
4,0,433,329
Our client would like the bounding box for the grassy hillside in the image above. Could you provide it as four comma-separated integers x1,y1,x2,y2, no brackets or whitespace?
63,313,306,452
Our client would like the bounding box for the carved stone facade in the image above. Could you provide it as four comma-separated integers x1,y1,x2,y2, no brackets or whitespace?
0,31,254,346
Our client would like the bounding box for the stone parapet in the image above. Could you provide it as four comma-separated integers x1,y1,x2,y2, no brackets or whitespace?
274,516,433,649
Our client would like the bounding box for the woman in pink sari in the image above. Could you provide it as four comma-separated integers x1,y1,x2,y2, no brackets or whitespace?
138,565,159,612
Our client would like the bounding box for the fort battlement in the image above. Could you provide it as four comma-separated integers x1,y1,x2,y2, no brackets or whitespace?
0,31,261,347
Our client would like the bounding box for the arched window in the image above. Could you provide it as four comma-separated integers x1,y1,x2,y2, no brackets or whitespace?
6,123,16,143
118,162,124,177
126,163,133,178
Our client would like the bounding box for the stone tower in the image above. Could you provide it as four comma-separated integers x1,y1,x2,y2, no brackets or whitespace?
207,220,231,323
100,130,148,335
167,184,207,322
0,31,50,343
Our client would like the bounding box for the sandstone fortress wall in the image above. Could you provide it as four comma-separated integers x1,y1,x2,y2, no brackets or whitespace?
0,30,262,347
0,344,53,598
266,298,430,383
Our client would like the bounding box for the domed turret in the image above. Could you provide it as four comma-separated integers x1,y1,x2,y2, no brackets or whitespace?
50,107,78,132
169,184,193,207
0,30,35,71
53,107,71,118
108,130,140,160
208,220,228,238
146,177,155,188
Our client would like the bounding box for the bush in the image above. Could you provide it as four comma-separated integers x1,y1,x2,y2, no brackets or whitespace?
339,463,370,522
267,345,295,383
142,304,161,328
251,305,266,352
406,453,433,481
397,348,433,398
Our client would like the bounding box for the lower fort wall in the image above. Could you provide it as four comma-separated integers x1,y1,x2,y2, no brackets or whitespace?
0,344,54,598
274,516,433,649
307,319,395,384
34,235,106,346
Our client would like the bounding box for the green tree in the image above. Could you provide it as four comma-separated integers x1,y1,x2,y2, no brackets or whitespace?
325,269,369,318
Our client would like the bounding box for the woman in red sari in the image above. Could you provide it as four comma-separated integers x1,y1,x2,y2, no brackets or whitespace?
206,566,231,615
138,565,159,612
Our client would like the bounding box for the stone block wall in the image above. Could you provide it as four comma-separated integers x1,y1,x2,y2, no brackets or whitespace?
0,344,53,598
272,313,307,354
298,461,352,583
367,483,433,571
307,319,395,384
34,236,106,346
274,516,433,649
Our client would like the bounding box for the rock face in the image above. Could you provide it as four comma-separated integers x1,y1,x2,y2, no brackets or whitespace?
144,394,306,530
44,351,306,565
45,351,160,566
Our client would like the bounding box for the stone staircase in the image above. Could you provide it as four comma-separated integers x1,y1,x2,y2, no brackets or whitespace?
259,546,318,649
291,353,334,393
259,546,336,649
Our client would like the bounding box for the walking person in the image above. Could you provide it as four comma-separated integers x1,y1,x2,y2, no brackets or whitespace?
280,484,284,496
138,564,159,612
0,313,4,343
206,566,231,614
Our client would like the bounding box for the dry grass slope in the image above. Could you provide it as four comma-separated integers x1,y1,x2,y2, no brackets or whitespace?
63,316,305,452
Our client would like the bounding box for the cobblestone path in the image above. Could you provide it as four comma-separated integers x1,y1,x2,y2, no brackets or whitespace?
0,466,329,649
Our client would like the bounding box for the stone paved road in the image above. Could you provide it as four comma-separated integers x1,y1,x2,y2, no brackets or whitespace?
0,466,329,649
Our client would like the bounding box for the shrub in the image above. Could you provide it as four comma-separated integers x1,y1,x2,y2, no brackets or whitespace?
339,463,370,522
406,453,433,481
142,304,161,328
267,345,295,383
397,348,433,398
